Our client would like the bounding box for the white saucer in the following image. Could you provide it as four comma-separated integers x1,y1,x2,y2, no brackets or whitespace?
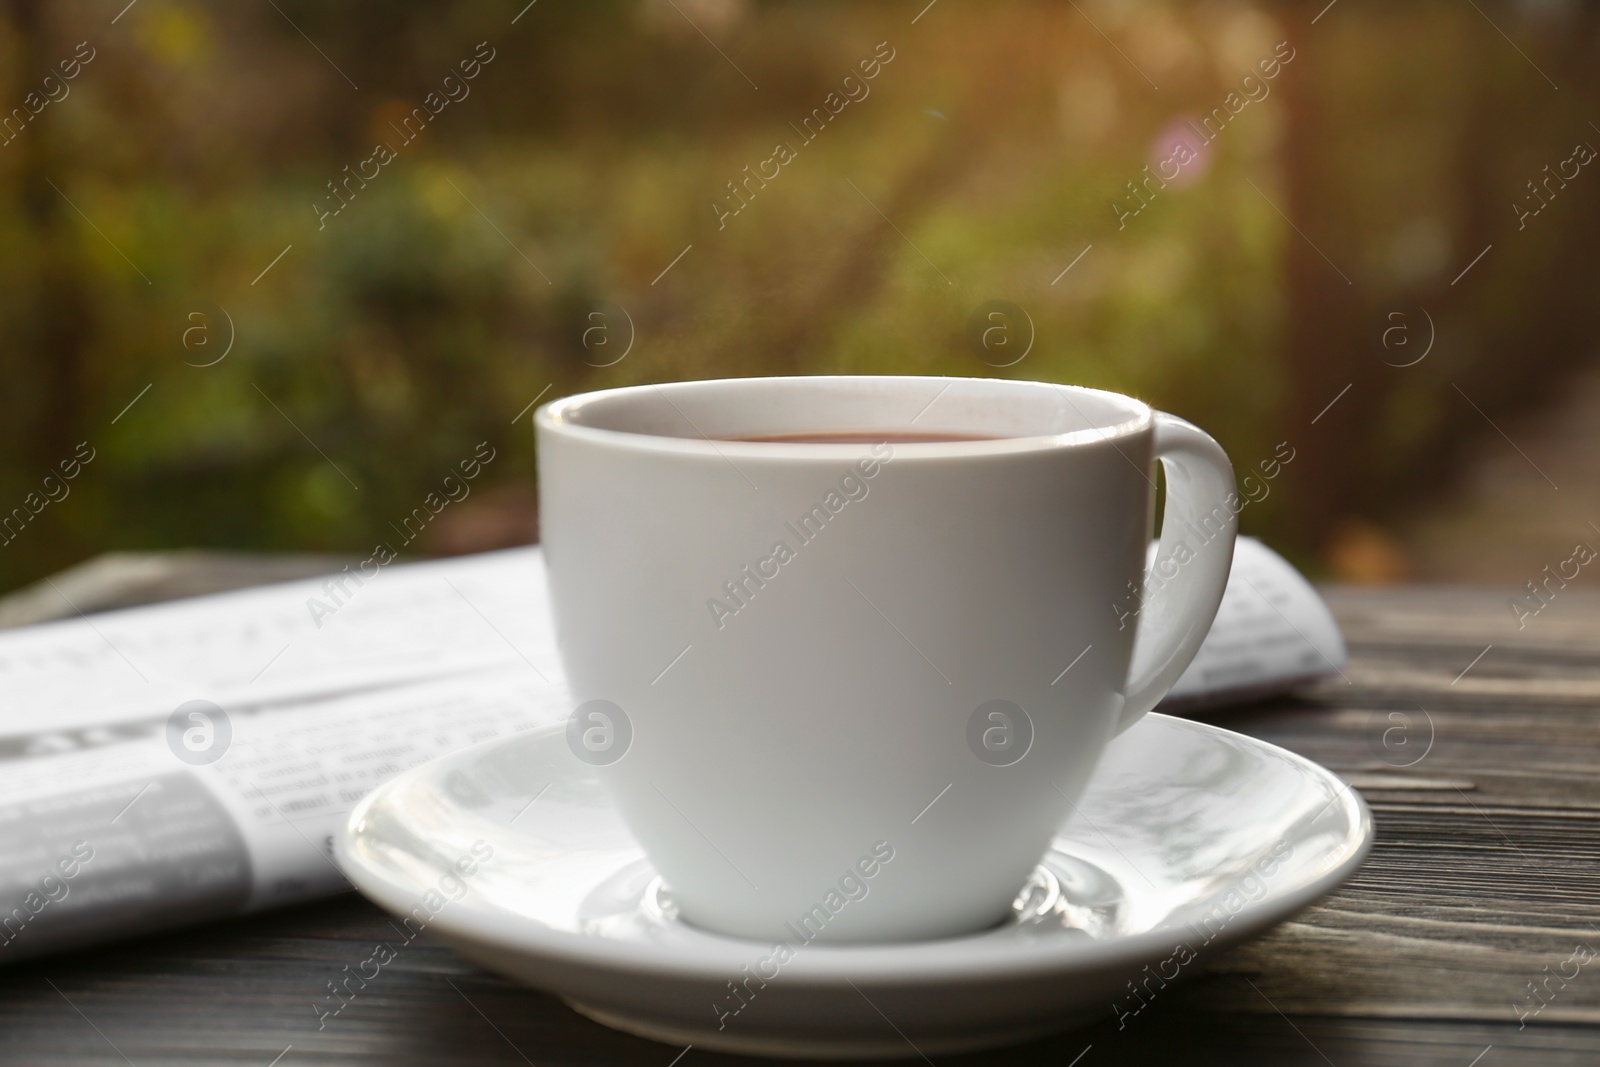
336,714,1371,1059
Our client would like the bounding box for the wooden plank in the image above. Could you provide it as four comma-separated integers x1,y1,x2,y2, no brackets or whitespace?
1187,586,1600,1056
0,571,1596,1063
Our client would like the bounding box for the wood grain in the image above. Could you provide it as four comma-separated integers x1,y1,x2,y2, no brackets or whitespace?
0,565,1596,1065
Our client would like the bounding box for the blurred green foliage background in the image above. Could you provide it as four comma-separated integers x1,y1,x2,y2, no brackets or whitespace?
3,0,1599,594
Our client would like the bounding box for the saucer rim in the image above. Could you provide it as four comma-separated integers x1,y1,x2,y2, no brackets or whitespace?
337,713,1372,987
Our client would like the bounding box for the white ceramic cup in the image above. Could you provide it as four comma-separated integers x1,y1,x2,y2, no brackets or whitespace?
536,376,1236,944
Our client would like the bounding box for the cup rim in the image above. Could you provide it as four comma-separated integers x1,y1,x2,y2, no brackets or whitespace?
535,375,1153,459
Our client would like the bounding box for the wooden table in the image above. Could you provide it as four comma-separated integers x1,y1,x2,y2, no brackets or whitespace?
2,559,1597,1065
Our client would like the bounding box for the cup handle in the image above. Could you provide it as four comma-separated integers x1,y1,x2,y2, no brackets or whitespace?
1114,412,1238,735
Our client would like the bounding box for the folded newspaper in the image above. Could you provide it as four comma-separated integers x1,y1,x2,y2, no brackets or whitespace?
0,538,1344,961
